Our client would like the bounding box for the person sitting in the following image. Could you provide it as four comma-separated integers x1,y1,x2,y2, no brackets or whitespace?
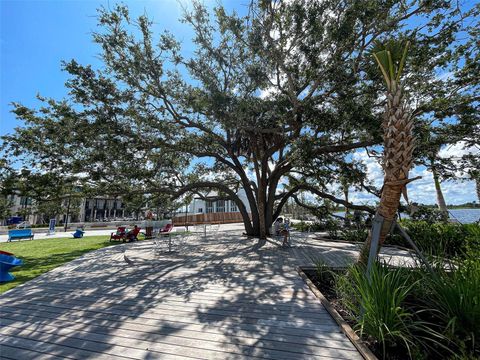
274,218,290,247
126,225,139,242
274,217,283,236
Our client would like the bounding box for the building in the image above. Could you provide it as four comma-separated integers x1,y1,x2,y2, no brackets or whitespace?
80,197,132,222
5,189,251,226
4,193,135,225
173,190,251,225
4,193,39,224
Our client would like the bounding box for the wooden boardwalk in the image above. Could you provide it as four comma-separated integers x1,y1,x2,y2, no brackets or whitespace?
0,230,413,359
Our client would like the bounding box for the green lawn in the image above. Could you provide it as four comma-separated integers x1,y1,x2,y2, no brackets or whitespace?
0,235,130,294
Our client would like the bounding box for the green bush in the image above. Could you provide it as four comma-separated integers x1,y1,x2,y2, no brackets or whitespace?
291,221,330,232
291,221,312,232
340,228,368,242
386,221,480,258
325,218,341,239
335,263,449,358
409,205,449,223
312,258,332,284
419,257,480,357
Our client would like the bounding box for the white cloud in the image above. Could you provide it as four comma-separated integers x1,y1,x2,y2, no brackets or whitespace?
438,141,479,159
259,86,279,99
352,150,384,188
349,149,478,205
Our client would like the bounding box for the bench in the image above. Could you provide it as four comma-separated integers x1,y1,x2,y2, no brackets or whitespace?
8,229,34,242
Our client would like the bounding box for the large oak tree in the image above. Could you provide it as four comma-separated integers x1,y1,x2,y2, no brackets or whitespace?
3,0,478,239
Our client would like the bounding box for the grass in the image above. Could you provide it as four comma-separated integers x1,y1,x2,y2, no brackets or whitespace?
0,235,133,294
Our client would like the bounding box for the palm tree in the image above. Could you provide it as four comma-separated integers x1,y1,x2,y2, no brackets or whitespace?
339,176,350,218
471,170,480,204
359,40,415,264
429,155,449,215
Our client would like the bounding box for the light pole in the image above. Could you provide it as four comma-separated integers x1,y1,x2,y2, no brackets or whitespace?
64,195,71,232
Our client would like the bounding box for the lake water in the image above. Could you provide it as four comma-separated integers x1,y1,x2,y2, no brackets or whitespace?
447,209,480,224
334,209,480,224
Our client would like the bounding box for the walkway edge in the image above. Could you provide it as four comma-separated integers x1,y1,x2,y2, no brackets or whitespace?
296,266,378,360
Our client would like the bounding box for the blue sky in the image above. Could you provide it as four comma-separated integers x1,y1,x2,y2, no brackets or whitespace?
0,0,478,205
1,0,203,136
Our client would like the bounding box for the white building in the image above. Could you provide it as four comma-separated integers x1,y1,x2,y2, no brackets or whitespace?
174,189,251,224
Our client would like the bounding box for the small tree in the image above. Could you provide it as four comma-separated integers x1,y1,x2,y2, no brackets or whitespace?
0,196,12,225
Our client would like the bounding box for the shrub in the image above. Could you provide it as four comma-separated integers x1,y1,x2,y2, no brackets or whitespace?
409,205,449,223
291,221,329,232
420,257,480,357
311,258,333,284
292,221,312,232
335,262,448,358
386,221,480,259
325,218,341,239
340,228,368,242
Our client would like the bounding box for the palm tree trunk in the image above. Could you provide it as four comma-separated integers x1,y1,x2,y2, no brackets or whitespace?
359,78,414,265
476,177,480,204
432,165,448,215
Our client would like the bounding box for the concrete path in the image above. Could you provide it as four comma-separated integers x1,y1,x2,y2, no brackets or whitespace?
0,223,246,243
0,229,414,359
0,229,115,243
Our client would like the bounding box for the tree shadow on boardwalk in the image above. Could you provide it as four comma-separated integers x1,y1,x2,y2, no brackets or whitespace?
0,232,361,359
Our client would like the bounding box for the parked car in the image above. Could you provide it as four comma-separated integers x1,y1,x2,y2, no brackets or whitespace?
16,221,31,229
6,216,23,225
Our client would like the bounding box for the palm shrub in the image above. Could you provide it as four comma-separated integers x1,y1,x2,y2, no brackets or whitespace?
406,221,467,257
336,262,447,358
312,258,333,285
292,221,310,232
292,221,331,232
464,224,480,255
420,257,480,356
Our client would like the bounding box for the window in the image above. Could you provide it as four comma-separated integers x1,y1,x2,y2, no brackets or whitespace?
230,201,238,212
216,200,225,213
198,208,203,213
97,199,105,209
206,200,214,213
20,197,32,206
87,200,94,209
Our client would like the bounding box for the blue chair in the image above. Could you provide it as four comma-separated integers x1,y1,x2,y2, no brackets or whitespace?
0,254,23,282
72,229,85,238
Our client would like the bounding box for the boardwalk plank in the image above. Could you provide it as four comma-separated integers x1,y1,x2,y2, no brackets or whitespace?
0,230,405,359
1,319,360,360
0,344,67,360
